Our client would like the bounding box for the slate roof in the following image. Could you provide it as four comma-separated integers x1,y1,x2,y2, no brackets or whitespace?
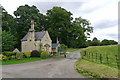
21,31,46,41
52,43,59,48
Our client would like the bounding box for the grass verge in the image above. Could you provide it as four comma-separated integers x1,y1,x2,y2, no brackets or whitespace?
75,59,119,78
1,57,45,65
66,48,80,52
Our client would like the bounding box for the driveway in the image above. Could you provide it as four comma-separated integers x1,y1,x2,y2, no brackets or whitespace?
1,49,85,78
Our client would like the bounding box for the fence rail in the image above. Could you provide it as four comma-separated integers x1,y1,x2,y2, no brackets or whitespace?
82,51,119,68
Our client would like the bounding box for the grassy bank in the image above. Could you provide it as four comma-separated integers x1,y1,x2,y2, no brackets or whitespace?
66,48,80,52
75,59,118,78
75,45,119,78
80,45,118,68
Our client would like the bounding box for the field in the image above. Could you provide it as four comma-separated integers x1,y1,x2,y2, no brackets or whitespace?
80,45,118,68
66,48,80,52
75,45,119,78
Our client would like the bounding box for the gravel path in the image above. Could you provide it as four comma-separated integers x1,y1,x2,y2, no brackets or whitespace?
1,50,85,78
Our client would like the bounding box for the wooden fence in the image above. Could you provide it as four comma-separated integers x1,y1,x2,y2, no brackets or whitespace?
82,51,119,68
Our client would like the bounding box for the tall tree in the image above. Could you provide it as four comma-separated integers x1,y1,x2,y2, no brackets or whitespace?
68,17,93,48
14,5,45,48
2,31,17,51
46,7,73,44
2,7,16,35
14,5,45,37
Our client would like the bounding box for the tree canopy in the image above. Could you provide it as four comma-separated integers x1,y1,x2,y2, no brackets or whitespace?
2,4,118,51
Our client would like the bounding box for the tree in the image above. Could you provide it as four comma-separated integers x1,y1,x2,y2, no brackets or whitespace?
68,17,93,48
14,5,46,48
91,37,100,46
2,7,16,34
2,31,17,51
60,44,68,53
101,39,118,45
46,7,73,45
87,40,92,46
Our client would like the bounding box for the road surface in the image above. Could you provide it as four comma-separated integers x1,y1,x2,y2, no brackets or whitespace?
1,49,85,78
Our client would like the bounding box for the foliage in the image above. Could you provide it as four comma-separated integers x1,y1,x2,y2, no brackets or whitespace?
39,43,43,53
16,52,23,60
31,50,40,57
2,5,94,49
52,52,58,56
69,17,93,48
87,38,118,46
1,57,44,65
41,51,50,59
101,39,118,45
2,31,17,51
23,52,31,58
60,44,68,53
91,37,100,46
13,5,45,43
0,54,7,61
3,52,14,57
11,55,16,59
46,7,73,44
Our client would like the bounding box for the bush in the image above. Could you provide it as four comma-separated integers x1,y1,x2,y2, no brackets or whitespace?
11,55,16,59
31,50,40,57
52,52,58,55
3,52,14,57
23,52,31,58
16,52,23,60
0,54,7,61
41,51,50,59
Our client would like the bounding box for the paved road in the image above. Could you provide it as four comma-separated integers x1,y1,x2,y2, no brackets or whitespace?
1,50,85,78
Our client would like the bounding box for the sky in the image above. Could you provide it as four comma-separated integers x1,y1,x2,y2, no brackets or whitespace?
0,0,119,42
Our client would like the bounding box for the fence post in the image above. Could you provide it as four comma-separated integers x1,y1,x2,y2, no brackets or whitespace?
115,55,118,67
89,53,90,59
92,53,93,61
100,54,102,64
106,55,109,65
96,53,97,62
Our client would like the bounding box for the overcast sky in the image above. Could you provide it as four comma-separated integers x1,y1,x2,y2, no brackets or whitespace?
0,0,119,42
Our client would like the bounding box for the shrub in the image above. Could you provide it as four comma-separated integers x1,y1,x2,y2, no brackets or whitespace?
0,54,7,61
52,52,58,55
41,51,50,59
31,50,40,57
11,55,16,59
23,52,31,58
16,52,23,60
3,52,14,57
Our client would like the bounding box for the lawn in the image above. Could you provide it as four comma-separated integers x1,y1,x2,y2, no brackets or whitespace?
66,48,80,52
75,59,118,78
75,45,119,78
1,57,45,65
80,45,118,68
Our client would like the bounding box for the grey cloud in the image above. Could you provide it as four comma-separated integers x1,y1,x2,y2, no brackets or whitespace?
94,20,117,29
30,2,84,14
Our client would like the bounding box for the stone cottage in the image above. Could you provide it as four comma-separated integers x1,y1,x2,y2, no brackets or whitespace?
21,20,52,52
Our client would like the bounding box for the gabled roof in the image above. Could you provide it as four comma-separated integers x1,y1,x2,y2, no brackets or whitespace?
21,31,46,41
52,43,59,48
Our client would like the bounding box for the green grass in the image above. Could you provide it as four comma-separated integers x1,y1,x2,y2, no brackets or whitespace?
1,54,63,65
80,45,118,68
66,48,80,52
75,45,119,78
75,59,119,78
1,57,45,65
